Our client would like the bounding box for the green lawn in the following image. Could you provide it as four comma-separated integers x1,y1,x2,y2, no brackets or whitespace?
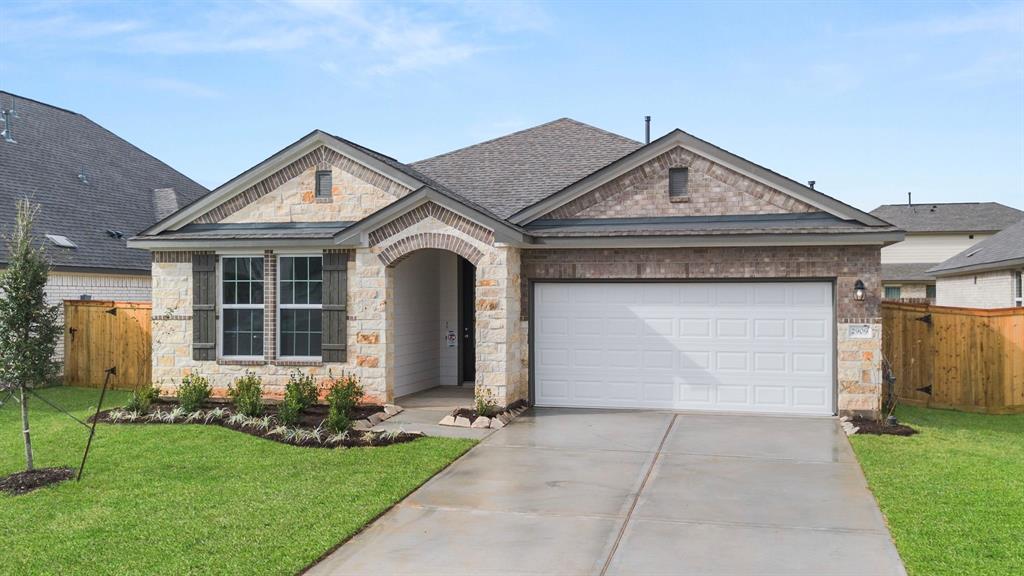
1,387,475,575
851,406,1024,576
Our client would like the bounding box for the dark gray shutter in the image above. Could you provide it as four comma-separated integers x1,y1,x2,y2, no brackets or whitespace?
321,251,348,362
669,168,689,198
192,253,217,361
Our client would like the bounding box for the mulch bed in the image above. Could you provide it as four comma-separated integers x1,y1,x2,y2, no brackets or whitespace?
852,418,918,436
93,399,422,448
0,467,75,496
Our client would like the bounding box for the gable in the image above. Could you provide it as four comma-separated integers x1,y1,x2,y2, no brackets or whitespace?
196,145,413,224
541,145,817,220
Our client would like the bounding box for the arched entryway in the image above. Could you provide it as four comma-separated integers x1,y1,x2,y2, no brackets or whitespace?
389,248,477,399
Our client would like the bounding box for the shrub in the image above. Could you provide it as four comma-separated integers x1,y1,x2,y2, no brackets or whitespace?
474,386,499,418
278,371,319,427
176,373,212,412
325,371,362,433
126,382,161,414
228,371,263,417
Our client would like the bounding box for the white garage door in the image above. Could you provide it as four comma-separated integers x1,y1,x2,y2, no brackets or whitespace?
534,282,834,415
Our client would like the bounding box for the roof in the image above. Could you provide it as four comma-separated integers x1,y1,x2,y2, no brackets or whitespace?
869,202,1024,233
929,218,1024,276
881,263,938,282
0,91,208,273
411,118,642,219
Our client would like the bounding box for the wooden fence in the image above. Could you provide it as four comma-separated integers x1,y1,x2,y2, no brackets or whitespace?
63,300,152,390
882,302,1024,414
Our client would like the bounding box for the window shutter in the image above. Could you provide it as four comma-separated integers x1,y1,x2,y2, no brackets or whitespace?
321,251,348,362
192,253,217,361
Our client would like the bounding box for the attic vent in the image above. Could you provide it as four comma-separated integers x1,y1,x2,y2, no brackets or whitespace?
965,248,982,258
106,229,125,239
315,170,332,199
669,168,689,202
78,168,89,185
1,97,17,144
45,234,77,249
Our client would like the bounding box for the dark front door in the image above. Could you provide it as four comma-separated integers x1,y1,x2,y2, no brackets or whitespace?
459,257,476,384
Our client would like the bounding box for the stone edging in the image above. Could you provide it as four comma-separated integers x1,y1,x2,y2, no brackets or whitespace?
351,404,404,430
437,404,527,430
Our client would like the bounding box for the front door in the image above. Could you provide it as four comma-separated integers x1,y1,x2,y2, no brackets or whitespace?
459,257,476,385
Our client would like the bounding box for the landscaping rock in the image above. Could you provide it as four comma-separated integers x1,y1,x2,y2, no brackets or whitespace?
471,416,491,429
384,404,402,416
439,415,457,426
351,420,372,431
370,411,388,423
497,413,512,425
489,417,505,429
454,416,472,427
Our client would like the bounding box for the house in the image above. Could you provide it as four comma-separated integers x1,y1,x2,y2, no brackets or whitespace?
928,218,1024,308
869,202,1024,301
129,119,903,417
0,92,209,361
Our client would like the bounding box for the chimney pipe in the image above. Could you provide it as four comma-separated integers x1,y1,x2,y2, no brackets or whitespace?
644,116,651,144
907,192,912,206
807,180,816,190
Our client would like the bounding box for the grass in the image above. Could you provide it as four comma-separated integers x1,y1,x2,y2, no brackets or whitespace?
850,405,1024,576
0,386,476,575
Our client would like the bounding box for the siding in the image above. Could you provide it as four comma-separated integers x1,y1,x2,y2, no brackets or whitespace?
881,233,991,264
936,270,1016,309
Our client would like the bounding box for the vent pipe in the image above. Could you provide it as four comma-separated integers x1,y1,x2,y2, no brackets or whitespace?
644,115,651,144
807,180,816,190
907,192,912,206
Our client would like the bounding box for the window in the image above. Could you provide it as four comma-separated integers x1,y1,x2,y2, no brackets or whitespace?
669,168,689,201
315,170,332,199
1015,271,1023,307
221,257,264,358
926,284,936,300
884,286,901,300
279,256,323,358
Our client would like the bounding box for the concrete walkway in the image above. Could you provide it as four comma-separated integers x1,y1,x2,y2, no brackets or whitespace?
307,409,906,576
377,386,493,440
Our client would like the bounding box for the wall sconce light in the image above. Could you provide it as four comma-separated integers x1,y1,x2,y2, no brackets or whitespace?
853,280,866,302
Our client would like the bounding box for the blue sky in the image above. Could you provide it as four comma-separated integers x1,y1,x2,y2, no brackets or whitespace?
2,1,1022,212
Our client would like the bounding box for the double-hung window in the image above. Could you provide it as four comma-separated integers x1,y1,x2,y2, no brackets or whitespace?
221,256,264,358
279,255,323,359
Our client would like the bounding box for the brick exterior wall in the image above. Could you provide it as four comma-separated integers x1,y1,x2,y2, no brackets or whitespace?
936,270,1017,308
521,246,883,416
48,271,151,363
543,146,818,220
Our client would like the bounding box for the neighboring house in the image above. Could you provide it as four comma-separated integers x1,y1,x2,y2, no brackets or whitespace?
929,218,1024,308
0,92,208,361
869,202,1024,302
129,119,903,417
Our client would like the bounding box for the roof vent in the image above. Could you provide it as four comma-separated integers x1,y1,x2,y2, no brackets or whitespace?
807,180,816,190
965,248,982,258
45,234,77,249
1,97,18,144
106,229,125,239
78,168,89,185
644,116,651,144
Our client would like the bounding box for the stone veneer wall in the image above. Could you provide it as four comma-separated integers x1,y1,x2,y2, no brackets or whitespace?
151,250,388,402
543,146,818,220
521,246,883,416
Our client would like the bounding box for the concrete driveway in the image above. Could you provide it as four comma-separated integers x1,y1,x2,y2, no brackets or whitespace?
307,409,906,576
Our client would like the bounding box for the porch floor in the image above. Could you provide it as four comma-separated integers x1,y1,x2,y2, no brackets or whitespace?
377,386,492,440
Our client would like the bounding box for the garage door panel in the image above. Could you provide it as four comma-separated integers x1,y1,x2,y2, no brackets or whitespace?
535,282,834,415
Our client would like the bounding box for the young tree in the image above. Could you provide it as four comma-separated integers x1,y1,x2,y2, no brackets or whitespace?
0,200,61,471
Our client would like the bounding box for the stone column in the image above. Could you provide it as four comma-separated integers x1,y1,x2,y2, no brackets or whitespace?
351,248,391,403
474,245,524,405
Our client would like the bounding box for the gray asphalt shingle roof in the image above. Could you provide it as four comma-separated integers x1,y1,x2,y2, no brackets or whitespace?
411,118,642,219
0,91,208,272
929,218,1024,275
869,202,1024,233
881,263,938,282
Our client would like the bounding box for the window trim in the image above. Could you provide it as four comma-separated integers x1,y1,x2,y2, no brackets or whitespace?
217,255,266,361
1014,271,1023,307
277,253,324,361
